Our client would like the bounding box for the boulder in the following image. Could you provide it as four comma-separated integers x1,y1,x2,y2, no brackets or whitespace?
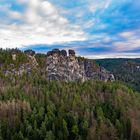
24,50,35,56
61,50,67,57
47,51,53,57
69,50,75,56
52,49,60,56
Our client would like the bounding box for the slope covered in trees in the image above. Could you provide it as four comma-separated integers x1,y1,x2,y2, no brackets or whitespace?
96,58,140,92
0,72,140,140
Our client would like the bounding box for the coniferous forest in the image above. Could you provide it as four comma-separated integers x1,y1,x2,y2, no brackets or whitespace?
0,49,140,140
96,59,140,92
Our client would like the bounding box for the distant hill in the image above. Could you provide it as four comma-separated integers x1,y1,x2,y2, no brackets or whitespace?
96,58,140,92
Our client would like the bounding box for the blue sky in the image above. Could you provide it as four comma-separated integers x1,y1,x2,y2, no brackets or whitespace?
0,0,140,58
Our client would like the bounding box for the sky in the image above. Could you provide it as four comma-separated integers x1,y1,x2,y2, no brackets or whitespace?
0,0,140,58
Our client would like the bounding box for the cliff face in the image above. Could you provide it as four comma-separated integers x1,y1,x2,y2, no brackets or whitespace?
46,49,86,82
46,49,115,82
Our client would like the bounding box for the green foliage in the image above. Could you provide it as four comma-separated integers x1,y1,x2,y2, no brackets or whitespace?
0,49,28,69
45,131,55,140
0,74,140,140
96,58,140,92
0,49,140,140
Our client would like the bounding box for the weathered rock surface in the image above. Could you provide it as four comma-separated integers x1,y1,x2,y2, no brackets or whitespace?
4,50,38,77
46,49,115,82
46,49,86,82
24,50,38,68
4,63,32,77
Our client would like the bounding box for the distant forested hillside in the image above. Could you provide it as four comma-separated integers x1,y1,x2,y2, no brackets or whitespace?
96,58,140,92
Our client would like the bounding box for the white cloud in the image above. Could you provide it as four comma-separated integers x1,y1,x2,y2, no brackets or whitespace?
120,31,134,38
9,11,22,19
113,40,140,52
113,30,140,52
84,53,140,59
0,0,86,49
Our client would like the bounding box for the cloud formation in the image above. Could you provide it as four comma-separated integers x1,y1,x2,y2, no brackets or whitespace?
0,0,85,49
0,0,140,58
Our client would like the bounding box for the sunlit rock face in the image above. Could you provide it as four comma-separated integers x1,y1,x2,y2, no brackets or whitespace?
46,49,115,82
24,50,38,68
46,49,86,82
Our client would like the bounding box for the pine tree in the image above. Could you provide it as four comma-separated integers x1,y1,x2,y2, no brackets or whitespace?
45,131,55,140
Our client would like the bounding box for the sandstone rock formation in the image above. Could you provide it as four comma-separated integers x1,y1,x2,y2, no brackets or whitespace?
24,50,38,68
46,49,115,82
3,48,115,82
46,49,86,82
4,50,38,77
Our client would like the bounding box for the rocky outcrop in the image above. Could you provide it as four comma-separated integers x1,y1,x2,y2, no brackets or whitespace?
24,50,38,68
4,50,38,77
2,48,115,82
46,49,86,82
11,49,21,61
4,63,31,77
46,49,115,82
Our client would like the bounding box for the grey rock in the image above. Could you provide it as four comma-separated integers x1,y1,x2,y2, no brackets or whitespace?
47,51,53,57
24,49,35,56
61,50,67,57
46,49,86,82
46,49,115,82
69,50,75,56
